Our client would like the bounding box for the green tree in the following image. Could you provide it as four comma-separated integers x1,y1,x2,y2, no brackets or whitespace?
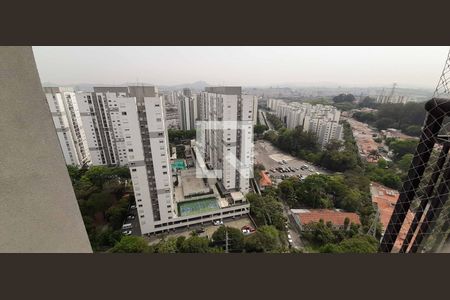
263,130,278,143
302,220,337,246
320,235,378,253
389,139,418,160
254,124,268,136
333,93,355,103
244,225,280,252
179,236,211,253
154,237,179,253
111,236,150,253
398,153,414,172
246,193,287,230
211,226,245,252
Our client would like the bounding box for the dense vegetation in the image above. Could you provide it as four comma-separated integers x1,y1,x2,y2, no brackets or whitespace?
353,102,426,136
263,124,359,173
254,124,269,137
265,113,284,130
116,224,288,253
246,192,287,231
67,165,132,252
168,129,196,143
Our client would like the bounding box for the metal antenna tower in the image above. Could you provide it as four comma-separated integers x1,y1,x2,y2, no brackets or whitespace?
387,82,397,101
434,49,450,99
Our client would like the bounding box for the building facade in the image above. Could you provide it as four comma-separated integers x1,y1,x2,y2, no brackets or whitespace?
44,87,91,166
267,98,343,148
197,87,256,194
178,95,197,130
117,86,176,234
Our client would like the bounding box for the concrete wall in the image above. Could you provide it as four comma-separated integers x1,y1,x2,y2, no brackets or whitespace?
0,46,92,252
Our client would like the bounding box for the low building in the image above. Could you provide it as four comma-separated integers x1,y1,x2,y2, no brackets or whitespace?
370,182,414,252
259,170,272,190
291,208,361,231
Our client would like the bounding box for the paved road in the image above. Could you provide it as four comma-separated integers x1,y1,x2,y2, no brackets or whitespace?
281,203,303,249
125,206,141,236
259,110,273,130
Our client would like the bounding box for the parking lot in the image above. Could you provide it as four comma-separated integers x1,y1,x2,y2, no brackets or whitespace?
146,215,254,245
254,140,330,184
122,205,141,236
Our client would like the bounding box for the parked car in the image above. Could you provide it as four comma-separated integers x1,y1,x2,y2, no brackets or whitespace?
122,223,132,230
213,220,223,226
127,215,135,220
122,230,132,236
242,229,251,235
242,225,256,232
130,205,136,209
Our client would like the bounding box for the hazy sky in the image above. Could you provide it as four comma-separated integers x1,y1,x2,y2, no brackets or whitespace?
33,46,449,89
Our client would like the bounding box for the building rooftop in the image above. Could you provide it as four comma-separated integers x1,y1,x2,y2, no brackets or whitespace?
230,191,245,202
259,170,272,187
370,182,414,252
177,168,212,200
292,209,361,226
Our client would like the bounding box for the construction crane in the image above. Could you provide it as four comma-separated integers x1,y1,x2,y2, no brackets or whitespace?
434,48,450,98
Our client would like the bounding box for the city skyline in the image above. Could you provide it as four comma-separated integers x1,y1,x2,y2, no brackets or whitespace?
33,46,449,89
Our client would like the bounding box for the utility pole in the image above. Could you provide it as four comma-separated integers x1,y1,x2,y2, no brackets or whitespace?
225,229,229,253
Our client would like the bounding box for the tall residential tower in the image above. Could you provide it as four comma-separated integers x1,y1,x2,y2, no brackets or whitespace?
198,87,256,194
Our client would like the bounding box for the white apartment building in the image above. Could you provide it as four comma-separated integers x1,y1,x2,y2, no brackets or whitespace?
44,87,91,166
376,95,409,104
253,96,259,125
91,87,130,166
198,87,256,194
117,86,176,234
75,92,109,165
267,99,344,148
118,86,250,235
177,95,197,130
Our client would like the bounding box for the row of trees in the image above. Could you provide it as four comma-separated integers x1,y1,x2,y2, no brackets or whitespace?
111,225,286,253
265,113,284,130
